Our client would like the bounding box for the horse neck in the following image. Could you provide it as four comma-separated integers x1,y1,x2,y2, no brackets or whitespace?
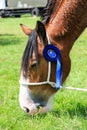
46,0,87,54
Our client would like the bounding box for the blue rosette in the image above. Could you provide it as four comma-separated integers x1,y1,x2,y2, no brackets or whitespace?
43,44,62,89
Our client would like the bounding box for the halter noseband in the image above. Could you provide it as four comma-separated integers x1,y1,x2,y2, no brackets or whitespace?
19,34,62,90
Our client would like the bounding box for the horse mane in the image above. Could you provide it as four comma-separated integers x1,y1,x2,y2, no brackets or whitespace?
21,30,38,77
42,0,62,24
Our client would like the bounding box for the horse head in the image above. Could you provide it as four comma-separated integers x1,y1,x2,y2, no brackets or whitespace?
19,21,59,114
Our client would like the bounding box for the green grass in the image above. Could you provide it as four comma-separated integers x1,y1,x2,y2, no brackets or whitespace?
0,16,87,130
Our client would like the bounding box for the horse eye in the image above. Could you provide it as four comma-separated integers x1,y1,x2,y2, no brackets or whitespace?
31,63,37,68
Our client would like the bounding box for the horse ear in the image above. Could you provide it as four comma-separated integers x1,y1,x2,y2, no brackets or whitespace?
20,24,32,36
36,21,47,44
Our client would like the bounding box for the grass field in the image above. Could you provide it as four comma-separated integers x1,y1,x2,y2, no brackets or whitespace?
0,16,87,130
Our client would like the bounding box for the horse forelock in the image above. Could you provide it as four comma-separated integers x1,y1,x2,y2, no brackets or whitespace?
21,30,38,77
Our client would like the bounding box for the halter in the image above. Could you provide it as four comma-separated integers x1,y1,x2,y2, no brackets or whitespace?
19,34,62,90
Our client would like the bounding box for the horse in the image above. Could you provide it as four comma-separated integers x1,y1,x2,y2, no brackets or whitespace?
19,0,87,115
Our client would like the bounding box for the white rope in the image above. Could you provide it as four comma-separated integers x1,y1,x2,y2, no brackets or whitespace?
63,86,87,92
47,62,51,82
19,80,87,92
19,80,56,88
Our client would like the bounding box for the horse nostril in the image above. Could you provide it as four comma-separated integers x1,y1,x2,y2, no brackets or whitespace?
26,108,30,113
24,107,30,113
